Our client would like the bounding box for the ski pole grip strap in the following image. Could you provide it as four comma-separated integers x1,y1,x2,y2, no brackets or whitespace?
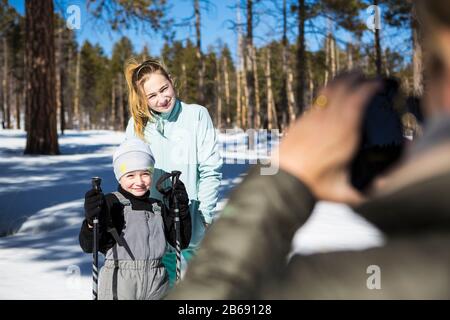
156,172,174,195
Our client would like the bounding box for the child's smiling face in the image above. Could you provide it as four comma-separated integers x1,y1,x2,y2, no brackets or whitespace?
119,170,152,197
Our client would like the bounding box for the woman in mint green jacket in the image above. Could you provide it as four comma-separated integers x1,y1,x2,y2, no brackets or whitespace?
124,58,223,286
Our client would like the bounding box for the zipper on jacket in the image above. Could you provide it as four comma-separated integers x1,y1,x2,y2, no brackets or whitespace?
142,210,153,299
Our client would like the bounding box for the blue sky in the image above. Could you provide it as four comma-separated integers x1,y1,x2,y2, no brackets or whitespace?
9,0,277,60
9,0,412,65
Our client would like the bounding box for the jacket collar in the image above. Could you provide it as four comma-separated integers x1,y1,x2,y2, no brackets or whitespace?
150,99,181,122
149,99,181,136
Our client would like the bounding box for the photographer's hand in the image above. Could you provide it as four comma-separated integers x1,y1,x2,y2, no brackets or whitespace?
275,75,380,206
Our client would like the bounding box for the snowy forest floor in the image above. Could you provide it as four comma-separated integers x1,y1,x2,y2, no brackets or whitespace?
0,130,384,299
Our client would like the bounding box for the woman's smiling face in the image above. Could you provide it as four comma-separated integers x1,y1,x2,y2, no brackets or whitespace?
142,72,176,114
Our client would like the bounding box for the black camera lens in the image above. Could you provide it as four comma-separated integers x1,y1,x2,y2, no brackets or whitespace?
350,77,405,192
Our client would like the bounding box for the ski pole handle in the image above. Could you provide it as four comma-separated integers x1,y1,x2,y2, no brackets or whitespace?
171,171,181,191
92,177,102,192
170,171,182,283
91,177,101,300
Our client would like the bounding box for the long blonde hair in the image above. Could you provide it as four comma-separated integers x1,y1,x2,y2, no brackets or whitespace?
124,58,175,139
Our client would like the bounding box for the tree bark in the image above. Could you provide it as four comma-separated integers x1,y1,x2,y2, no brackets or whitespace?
307,56,314,107
73,49,81,129
111,78,116,130
3,37,10,129
15,83,20,130
411,6,423,96
194,0,205,105
282,0,296,126
265,48,278,130
236,0,243,128
324,34,329,85
223,55,231,127
245,0,255,131
236,69,242,128
0,39,3,129
215,56,222,129
55,25,63,134
347,43,353,70
118,74,126,131
374,0,382,76
330,36,336,79
181,63,187,96
335,36,340,74
252,46,261,129
296,0,306,115
24,0,59,155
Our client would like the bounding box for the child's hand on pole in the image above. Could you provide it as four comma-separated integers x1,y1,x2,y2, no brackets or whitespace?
84,189,105,226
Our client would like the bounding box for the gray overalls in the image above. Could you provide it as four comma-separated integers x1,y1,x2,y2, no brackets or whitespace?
98,192,169,300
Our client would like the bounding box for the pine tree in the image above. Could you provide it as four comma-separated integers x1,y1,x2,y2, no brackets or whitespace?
24,0,59,155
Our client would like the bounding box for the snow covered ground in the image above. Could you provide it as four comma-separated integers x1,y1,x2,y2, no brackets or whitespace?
0,129,384,299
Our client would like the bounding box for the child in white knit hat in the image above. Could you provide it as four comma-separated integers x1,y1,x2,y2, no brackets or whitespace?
79,138,191,300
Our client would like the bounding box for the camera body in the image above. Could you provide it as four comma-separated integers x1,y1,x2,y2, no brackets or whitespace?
350,77,406,192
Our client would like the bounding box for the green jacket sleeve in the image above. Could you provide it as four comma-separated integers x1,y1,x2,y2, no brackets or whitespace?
196,107,223,224
167,165,316,299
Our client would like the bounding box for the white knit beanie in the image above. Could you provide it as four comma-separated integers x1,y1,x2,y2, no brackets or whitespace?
113,138,155,181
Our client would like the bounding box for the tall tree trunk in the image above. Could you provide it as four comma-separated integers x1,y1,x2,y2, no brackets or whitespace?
296,0,306,115
245,0,256,149
265,48,276,130
24,0,59,155
335,37,340,74
374,28,382,75
328,16,336,80
111,78,116,130
181,63,187,95
282,0,296,126
236,69,242,128
223,55,231,127
286,66,296,124
73,49,81,129
347,43,353,70
55,26,63,134
245,0,255,131
194,0,205,105
16,84,20,130
252,46,261,129
3,37,10,129
236,0,243,128
330,36,336,79
374,0,382,76
307,56,314,107
0,39,3,129
384,49,390,76
66,44,73,129
411,7,423,96
24,46,29,132
60,68,65,135
60,31,68,135
242,69,249,130
236,70,242,128
324,34,330,85
118,74,125,131
215,56,222,129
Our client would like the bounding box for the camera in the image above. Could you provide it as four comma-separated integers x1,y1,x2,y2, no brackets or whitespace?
349,77,406,192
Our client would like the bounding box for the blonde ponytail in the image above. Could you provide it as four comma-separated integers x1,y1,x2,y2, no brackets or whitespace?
124,58,151,140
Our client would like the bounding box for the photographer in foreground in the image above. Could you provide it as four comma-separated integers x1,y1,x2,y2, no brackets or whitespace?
168,0,450,299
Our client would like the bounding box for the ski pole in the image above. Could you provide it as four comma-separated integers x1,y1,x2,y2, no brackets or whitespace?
171,171,182,283
91,177,102,300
